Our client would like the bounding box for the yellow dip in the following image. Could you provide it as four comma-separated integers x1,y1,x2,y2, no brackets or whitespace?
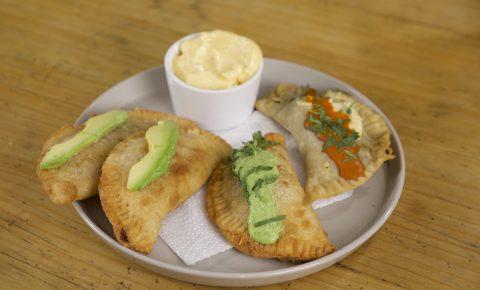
172,30,262,90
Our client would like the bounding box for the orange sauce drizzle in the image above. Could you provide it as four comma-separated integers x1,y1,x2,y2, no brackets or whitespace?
304,93,365,180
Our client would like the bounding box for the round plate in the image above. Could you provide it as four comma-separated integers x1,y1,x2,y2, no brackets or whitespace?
73,58,405,287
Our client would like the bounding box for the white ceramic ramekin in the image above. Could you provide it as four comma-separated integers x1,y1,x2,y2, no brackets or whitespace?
164,33,263,131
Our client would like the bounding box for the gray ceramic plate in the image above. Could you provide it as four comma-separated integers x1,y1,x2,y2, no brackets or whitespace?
73,58,405,287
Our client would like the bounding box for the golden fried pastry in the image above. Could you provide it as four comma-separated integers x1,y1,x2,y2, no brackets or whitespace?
256,84,394,201
36,109,199,204
206,133,335,261
99,124,230,254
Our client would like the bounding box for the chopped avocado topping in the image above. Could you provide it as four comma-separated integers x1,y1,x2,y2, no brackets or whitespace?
231,132,284,244
127,120,179,191
40,110,128,170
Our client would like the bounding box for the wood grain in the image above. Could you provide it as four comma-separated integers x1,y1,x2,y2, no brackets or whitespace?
0,0,479,289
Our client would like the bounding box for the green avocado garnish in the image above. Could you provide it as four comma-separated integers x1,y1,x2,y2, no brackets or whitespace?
127,120,179,191
40,110,128,170
231,131,284,244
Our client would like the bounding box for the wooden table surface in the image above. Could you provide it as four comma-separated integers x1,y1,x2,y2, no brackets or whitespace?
1,0,479,289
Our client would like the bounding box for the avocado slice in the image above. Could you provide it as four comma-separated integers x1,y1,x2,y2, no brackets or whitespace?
127,120,179,191
40,110,128,170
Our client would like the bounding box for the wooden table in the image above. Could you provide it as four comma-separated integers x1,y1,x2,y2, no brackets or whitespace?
1,0,479,289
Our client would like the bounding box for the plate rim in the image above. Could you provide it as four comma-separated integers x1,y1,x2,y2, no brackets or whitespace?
72,58,405,282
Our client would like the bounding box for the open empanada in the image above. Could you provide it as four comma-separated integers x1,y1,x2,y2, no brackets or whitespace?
36,109,197,204
256,84,394,201
99,125,230,254
206,133,335,261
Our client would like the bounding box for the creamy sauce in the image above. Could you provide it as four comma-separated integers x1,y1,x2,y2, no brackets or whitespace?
325,91,363,137
173,30,262,90
231,133,284,244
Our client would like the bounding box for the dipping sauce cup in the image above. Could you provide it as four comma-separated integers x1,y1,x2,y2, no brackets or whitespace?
164,32,263,131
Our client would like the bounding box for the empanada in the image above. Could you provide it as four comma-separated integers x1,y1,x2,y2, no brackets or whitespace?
256,84,394,201
99,125,230,254
206,133,335,261
36,109,198,204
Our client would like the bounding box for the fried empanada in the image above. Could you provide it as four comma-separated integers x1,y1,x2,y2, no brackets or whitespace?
206,133,335,261
36,109,200,204
256,84,394,201
99,125,230,254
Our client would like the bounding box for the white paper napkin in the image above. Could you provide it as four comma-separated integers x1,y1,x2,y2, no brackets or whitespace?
159,111,352,265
